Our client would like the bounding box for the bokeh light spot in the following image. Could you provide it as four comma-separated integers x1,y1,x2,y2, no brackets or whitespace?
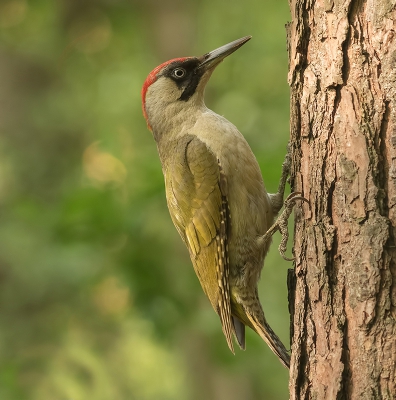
83,142,127,186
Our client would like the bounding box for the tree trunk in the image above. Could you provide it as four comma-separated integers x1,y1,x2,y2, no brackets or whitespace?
287,0,396,398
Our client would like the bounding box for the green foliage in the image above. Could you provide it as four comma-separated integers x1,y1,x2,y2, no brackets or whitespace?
0,0,291,398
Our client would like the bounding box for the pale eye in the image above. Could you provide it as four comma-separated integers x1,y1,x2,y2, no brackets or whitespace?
172,68,186,79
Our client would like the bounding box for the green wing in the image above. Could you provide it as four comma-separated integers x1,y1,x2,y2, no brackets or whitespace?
165,136,234,352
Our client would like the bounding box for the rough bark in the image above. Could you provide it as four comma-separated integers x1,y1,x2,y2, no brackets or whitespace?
287,0,396,399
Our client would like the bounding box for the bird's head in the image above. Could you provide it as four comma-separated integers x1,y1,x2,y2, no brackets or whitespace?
141,36,251,133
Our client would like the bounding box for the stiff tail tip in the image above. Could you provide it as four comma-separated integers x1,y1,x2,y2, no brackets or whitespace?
246,312,290,369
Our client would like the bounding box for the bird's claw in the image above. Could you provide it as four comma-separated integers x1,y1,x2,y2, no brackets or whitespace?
261,191,309,261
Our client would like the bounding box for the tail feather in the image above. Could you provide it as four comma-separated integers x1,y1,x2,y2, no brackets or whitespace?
245,311,290,369
232,316,246,350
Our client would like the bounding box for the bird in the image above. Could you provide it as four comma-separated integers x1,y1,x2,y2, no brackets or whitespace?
141,36,293,368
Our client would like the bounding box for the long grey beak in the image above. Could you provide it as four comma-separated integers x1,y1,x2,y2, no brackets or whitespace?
198,36,252,70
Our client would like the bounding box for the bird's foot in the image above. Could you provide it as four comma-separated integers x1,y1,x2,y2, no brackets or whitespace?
261,192,309,261
269,150,292,215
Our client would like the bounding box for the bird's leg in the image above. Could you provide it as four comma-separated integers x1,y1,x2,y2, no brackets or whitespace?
262,147,309,261
268,149,292,215
261,192,309,261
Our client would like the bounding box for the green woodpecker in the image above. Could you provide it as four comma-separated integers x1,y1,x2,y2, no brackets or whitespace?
142,36,292,368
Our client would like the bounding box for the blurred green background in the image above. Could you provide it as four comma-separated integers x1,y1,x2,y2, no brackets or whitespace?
0,0,291,399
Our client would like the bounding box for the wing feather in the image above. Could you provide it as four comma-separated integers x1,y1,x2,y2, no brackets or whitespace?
165,137,234,352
